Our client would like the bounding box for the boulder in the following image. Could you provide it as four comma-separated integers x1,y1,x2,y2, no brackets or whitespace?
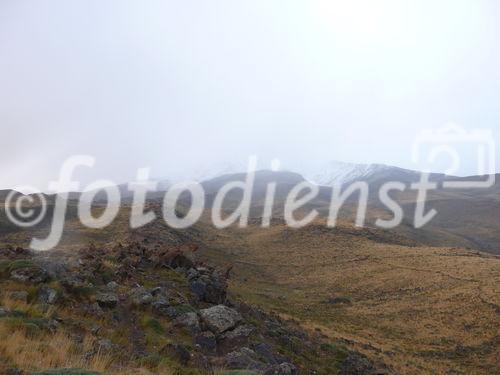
199,305,243,335
106,281,119,291
129,287,153,306
10,266,48,284
152,297,170,315
38,286,58,304
190,280,207,300
219,325,254,353
186,268,199,281
163,306,180,319
338,352,375,375
224,347,266,371
195,331,217,354
189,268,227,304
95,292,118,308
204,281,227,304
150,286,165,296
263,363,297,375
253,343,289,365
173,312,201,334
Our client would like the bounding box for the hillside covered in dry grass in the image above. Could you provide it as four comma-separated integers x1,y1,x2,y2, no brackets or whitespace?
200,220,500,375
0,195,498,374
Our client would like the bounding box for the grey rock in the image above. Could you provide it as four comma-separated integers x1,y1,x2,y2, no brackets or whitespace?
190,280,207,300
186,268,199,281
38,286,58,304
150,286,164,296
10,266,48,284
264,363,297,375
195,331,217,354
35,259,68,280
204,276,227,304
253,343,289,365
164,306,180,319
173,312,201,334
0,307,8,317
196,267,210,274
224,347,266,371
188,267,227,304
219,325,254,353
152,297,170,314
199,305,243,334
338,352,375,375
95,292,118,308
129,287,153,306
106,281,119,291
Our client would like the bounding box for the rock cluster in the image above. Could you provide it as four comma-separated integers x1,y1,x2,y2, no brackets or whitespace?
0,243,391,375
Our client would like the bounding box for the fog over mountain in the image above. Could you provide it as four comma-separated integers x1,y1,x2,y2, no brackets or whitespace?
1,1,500,190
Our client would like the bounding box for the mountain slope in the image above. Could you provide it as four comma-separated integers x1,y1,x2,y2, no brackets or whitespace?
198,220,500,375
302,161,447,188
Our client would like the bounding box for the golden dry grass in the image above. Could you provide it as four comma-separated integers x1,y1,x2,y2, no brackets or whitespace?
0,321,113,373
200,220,500,375
0,320,179,375
0,292,178,375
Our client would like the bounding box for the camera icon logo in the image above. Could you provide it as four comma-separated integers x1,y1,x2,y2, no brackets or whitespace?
412,124,496,189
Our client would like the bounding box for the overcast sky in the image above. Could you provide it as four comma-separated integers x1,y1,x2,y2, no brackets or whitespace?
1,0,499,190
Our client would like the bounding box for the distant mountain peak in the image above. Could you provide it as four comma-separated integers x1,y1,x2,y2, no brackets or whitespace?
173,161,249,183
303,161,394,187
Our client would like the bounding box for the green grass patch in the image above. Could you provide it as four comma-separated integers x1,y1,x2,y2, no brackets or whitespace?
145,317,164,335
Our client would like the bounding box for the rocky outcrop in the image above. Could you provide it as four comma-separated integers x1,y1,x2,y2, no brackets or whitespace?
188,266,227,304
200,305,243,334
0,243,392,375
